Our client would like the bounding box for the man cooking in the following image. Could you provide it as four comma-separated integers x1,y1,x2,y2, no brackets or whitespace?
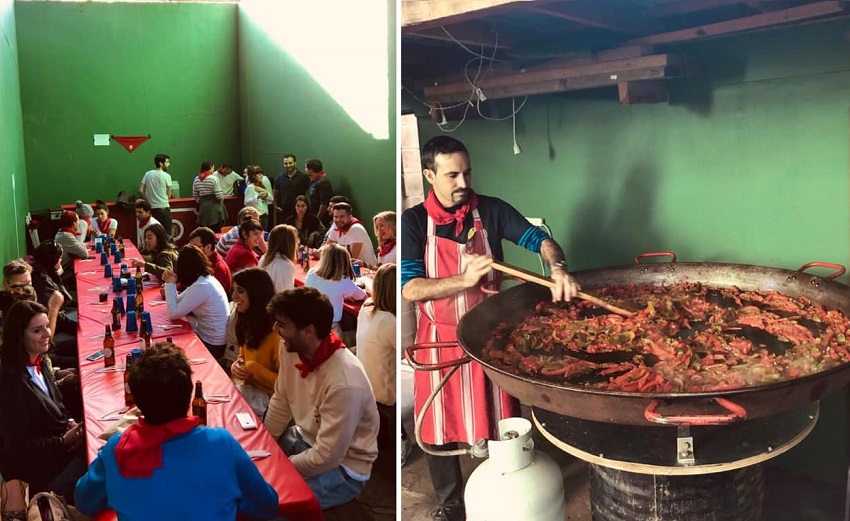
400,135,578,521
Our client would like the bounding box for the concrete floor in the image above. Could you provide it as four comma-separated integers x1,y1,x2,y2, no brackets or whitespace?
400,361,848,521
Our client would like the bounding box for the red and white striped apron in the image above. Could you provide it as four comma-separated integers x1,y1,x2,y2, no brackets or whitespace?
414,208,519,446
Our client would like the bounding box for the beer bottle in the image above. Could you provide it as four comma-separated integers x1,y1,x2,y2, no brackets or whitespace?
134,265,144,292
111,299,121,330
117,234,125,256
139,316,151,350
135,291,145,327
124,353,134,407
103,325,115,367
192,380,207,426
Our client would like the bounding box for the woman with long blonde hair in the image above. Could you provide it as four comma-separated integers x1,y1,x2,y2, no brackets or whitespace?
259,224,299,293
356,263,396,423
304,244,366,334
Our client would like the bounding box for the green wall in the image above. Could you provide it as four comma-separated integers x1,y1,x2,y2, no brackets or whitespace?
237,0,396,237
14,2,241,211
410,20,850,484
0,0,28,260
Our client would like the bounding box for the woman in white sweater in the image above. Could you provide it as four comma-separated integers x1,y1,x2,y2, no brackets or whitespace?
304,244,366,334
162,244,230,359
243,166,273,230
259,224,298,293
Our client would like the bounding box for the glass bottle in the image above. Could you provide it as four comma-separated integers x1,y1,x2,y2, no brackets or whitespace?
103,325,115,367
192,380,207,426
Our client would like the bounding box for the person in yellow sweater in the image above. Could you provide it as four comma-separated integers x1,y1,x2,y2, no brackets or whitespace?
229,268,280,415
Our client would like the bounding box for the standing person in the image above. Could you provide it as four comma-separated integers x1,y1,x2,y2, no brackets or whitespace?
244,166,274,230
285,195,324,249
75,342,278,521
90,202,118,238
305,159,332,222
161,245,229,359
214,163,242,197
263,286,379,509
188,227,232,295
139,153,173,240
400,136,579,520
273,153,310,226
304,244,366,335
326,202,377,267
192,160,226,233
134,199,160,253
259,224,299,294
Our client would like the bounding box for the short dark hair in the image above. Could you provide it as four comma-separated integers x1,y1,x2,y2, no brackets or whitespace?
283,154,296,162
200,161,213,172
154,154,170,168
219,163,232,170
267,286,333,339
32,241,63,275
135,199,152,212
329,195,349,205
175,244,213,287
0,287,37,319
129,342,193,425
3,259,32,283
233,268,275,351
189,227,217,248
421,136,469,172
1,300,48,369
305,159,323,173
238,219,264,240
332,202,352,215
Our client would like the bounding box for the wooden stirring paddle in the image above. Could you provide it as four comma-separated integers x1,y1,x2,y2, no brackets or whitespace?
489,260,637,318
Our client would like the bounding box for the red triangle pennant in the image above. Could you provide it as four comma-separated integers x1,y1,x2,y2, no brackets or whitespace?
111,135,151,153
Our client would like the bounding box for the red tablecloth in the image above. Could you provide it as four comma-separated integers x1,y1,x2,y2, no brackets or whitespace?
74,243,323,521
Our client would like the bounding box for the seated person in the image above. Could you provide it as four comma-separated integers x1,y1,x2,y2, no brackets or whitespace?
162,245,229,359
127,223,178,281
355,263,397,448
372,211,396,266
229,268,280,416
259,224,299,293
304,244,366,335
75,342,279,521
0,301,87,504
53,210,89,285
285,195,324,249
215,206,267,258
134,199,160,253
2,260,64,347
90,201,118,237
317,195,349,246
264,286,379,509
325,202,377,267
224,219,264,274
74,200,94,243
188,227,231,295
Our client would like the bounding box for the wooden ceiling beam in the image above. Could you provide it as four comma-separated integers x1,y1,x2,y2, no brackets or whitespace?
629,1,847,45
653,0,749,17
402,0,561,32
406,23,515,49
526,5,628,31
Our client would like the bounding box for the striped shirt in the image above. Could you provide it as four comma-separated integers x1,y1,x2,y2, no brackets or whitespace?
193,174,222,202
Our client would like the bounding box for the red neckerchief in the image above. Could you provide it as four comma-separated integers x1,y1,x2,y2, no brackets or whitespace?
294,332,346,378
96,218,110,232
309,171,326,183
26,355,44,375
138,216,151,228
198,170,213,181
423,188,479,237
115,416,200,478
60,226,76,235
337,217,363,237
378,238,396,258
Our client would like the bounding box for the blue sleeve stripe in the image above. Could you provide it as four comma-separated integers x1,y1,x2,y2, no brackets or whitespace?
517,227,549,254
401,259,426,287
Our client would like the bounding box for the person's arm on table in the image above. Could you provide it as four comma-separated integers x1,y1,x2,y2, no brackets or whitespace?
263,344,293,439
228,435,279,521
144,250,177,280
344,279,367,301
290,384,370,478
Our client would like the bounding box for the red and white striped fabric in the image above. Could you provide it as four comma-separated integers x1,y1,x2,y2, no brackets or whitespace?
414,208,519,446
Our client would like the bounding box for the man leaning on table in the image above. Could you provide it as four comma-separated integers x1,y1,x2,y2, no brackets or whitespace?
75,342,278,521
264,286,379,509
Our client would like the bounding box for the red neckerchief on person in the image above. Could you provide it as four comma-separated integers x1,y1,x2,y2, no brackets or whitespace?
198,170,213,181
309,171,326,183
423,188,479,237
96,218,110,233
378,237,396,258
60,226,76,235
26,355,44,375
114,416,200,478
138,216,151,228
336,217,363,237
294,332,346,378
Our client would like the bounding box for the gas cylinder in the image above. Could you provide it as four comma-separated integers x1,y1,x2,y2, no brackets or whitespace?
464,417,566,521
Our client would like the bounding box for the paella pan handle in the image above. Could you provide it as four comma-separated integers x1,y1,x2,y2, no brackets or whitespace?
634,252,677,265
405,342,471,371
644,397,747,426
796,262,846,280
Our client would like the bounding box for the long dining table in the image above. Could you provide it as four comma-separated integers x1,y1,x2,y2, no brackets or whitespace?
73,241,323,521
